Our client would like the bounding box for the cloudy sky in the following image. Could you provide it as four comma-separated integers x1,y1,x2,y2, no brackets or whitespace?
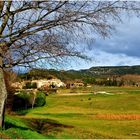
16,13,140,72
66,15,140,70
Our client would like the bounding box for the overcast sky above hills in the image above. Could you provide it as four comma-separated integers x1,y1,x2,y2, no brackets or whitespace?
15,14,140,72
66,16,140,70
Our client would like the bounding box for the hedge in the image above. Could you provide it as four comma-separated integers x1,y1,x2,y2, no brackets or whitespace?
12,91,46,111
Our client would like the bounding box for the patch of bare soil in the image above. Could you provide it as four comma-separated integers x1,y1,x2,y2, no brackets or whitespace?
96,114,140,120
59,93,92,96
25,118,74,135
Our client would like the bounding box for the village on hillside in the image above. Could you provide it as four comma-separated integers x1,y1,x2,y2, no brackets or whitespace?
11,77,87,95
12,73,140,92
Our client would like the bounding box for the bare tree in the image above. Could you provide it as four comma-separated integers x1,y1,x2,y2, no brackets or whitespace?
0,0,140,128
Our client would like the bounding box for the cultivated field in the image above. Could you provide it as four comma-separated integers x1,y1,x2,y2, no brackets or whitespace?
0,86,140,139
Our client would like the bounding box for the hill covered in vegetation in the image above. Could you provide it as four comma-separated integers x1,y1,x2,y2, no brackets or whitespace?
19,65,140,82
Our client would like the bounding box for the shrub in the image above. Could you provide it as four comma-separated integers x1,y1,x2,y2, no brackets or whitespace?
12,91,46,111
83,78,96,85
34,92,46,107
12,91,33,111
23,82,37,89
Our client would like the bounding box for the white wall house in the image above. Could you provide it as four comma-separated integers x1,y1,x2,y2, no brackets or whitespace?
32,79,65,88
12,78,65,89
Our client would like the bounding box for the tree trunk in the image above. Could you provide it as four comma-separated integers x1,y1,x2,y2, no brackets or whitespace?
0,48,7,128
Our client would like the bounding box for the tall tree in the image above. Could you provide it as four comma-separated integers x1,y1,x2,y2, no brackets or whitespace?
0,0,140,128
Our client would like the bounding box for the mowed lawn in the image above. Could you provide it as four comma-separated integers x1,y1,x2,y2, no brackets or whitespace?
1,86,140,139
21,87,140,139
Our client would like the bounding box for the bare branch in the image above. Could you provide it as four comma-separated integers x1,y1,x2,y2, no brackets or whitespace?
0,1,12,35
0,1,140,69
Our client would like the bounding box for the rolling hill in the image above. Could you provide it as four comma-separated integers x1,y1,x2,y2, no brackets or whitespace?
19,65,140,81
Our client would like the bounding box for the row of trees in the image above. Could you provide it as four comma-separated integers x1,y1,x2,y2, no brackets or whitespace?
0,0,140,128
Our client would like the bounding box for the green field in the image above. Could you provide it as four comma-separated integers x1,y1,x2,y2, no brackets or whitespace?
1,86,140,139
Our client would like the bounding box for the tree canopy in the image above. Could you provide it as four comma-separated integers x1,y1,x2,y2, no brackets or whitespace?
0,1,140,68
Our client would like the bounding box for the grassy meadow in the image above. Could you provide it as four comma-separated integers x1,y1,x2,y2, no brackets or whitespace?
0,86,140,139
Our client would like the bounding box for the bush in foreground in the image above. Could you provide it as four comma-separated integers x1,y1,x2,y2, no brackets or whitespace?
34,92,46,107
12,91,46,111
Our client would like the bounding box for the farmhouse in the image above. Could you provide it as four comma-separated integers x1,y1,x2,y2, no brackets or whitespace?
11,82,24,89
66,80,84,88
30,78,65,88
11,78,65,90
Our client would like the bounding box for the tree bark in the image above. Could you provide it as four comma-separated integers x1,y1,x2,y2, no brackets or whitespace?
0,47,7,128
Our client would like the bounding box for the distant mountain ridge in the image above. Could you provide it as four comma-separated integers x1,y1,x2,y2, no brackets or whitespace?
20,65,140,81
87,65,140,76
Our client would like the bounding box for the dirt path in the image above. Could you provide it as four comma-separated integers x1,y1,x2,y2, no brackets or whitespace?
58,91,115,96
58,93,93,96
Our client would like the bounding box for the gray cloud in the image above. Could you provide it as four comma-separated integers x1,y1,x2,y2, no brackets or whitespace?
92,16,140,58
66,16,140,70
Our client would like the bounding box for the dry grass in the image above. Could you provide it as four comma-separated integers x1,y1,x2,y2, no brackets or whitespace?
96,114,140,120
0,133,11,139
